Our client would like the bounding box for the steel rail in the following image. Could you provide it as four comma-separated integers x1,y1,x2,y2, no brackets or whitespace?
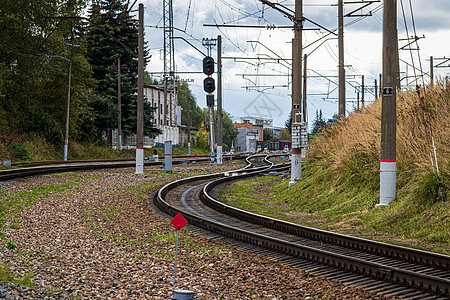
0,157,219,181
154,156,449,297
9,154,217,168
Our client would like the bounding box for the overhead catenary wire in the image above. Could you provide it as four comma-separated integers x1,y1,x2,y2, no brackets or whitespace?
399,0,439,174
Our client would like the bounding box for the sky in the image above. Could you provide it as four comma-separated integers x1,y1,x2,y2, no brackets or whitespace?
136,0,450,129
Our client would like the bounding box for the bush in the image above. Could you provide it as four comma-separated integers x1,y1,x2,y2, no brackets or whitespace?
416,172,448,204
9,142,30,161
28,106,64,145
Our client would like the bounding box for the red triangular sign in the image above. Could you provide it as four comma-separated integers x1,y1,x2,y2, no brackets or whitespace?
171,213,188,230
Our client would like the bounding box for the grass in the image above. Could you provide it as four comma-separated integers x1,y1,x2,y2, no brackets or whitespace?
0,130,211,164
0,178,82,228
219,83,449,254
0,263,34,287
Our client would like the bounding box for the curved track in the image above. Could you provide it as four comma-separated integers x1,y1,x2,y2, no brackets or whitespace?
153,155,450,299
2,154,448,298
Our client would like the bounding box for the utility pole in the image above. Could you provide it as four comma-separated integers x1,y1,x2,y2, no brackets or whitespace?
375,79,378,100
338,0,345,117
302,54,307,124
289,0,303,186
216,35,223,164
379,74,382,98
187,97,191,155
136,3,144,174
378,0,399,206
63,44,75,161
357,92,360,111
430,56,434,86
117,55,122,151
361,75,365,107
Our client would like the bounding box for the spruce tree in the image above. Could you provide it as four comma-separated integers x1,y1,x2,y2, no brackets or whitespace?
86,0,160,139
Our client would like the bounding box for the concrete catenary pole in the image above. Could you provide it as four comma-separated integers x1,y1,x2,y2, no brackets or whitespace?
375,79,378,100
216,35,223,164
289,0,303,186
136,3,144,174
338,0,345,117
302,54,307,123
187,97,191,155
117,55,122,151
63,44,74,161
379,73,382,97
378,0,399,206
361,75,365,107
430,56,434,86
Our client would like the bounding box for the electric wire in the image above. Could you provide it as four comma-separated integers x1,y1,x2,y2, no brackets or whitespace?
399,0,439,174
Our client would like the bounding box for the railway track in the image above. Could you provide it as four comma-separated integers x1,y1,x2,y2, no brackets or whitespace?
0,154,241,181
153,154,450,299
2,154,448,298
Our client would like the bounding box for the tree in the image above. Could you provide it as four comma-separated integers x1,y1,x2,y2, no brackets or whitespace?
312,109,327,134
284,113,292,134
86,0,159,139
0,0,93,144
222,112,238,151
263,128,274,141
277,128,292,140
174,80,204,129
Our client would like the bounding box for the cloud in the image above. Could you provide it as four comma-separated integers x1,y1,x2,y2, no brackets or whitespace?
138,0,450,126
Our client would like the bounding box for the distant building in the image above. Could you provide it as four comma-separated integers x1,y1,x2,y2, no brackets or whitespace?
111,85,180,147
239,116,273,127
144,84,179,146
234,121,263,141
236,128,258,152
234,115,283,144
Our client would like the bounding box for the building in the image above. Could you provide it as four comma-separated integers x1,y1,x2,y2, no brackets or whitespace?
111,84,180,148
144,84,179,146
239,116,273,127
236,128,259,152
234,120,263,142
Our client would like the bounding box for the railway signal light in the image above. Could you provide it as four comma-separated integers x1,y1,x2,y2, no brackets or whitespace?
203,77,215,93
203,56,214,75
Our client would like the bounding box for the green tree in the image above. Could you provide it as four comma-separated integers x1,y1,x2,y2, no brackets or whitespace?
312,109,327,134
284,113,292,134
0,0,93,144
263,128,274,141
222,111,238,151
86,0,159,139
277,128,292,140
173,80,204,129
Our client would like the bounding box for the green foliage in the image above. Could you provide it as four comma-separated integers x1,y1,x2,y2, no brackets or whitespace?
5,241,17,250
86,93,117,141
86,0,159,138
192,123,209,150
0,0,97,145
8,143,30,161
277,128,292,140
222,111,238,150
28,107,64,145
312,109,327,134
415,172,448,203
263,128,274,141
175,80,205,129
0,263,34,287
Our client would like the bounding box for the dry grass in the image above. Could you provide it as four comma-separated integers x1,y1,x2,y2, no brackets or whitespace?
309,81,449,190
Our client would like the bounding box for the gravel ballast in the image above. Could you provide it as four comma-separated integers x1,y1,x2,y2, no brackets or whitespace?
0,161,387,299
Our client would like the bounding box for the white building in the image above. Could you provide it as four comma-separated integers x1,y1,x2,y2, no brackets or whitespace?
111,85,180,148
144,84,179,147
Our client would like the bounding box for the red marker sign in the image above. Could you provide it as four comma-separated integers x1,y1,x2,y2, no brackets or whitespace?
171,213,188,230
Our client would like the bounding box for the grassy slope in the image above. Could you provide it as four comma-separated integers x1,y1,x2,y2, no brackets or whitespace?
0,132,211,164
220,83,449,254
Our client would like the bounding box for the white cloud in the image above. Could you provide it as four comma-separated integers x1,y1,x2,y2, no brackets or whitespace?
138,0,450,127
